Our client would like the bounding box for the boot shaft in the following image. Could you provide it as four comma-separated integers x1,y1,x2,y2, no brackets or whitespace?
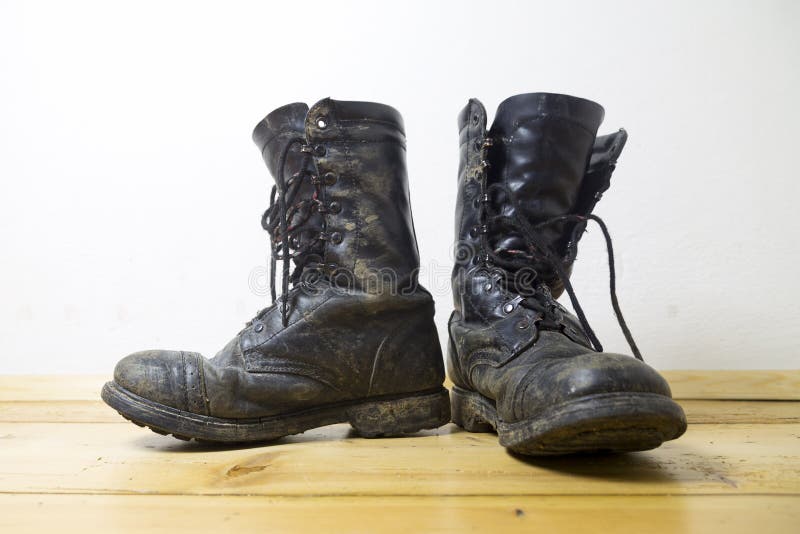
453,93,627,308
254,98,421,294
487,93,604,257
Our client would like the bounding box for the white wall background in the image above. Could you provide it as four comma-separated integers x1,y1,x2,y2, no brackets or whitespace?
1,0,797,373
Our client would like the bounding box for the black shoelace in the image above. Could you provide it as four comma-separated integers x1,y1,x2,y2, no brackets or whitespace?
475,138,643,361
259,137,330,327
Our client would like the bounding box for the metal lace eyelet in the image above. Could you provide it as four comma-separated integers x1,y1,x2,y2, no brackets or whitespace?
472,114,479,125
254,323,264,333
329,201,341,214
316,116,328,129
503,303,514,314
330,231,343,244
469,225,487,237
516,319,530,329
323,172,337,185
313,145,326,157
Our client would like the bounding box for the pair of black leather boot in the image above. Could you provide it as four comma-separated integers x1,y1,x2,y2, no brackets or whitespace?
102,94,686,455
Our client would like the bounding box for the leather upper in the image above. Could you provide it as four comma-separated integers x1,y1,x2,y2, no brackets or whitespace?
114,99,444,419
448,93,672,424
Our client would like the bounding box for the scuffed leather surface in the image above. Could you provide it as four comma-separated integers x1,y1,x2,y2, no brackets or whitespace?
303,98,419,288
448,93,673,424
113,99,444,419
452,98,488,293
451,328,671,423
114,350,208,415
487,93,603,268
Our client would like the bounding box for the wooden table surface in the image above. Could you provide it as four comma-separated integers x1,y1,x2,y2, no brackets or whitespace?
1,371,798,533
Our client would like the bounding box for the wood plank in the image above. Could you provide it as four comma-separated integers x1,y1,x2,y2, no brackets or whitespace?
0,375,106,401
663,370,800,400
0,401,120,423
1,494,798,534
2,399,799,424
680,400,800,424
0,422,798,496
1,371,797,402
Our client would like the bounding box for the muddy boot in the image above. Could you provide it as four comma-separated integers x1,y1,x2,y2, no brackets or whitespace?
448,93,686,455
102,98,450,442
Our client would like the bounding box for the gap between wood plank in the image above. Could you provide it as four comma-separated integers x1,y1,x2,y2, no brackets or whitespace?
2,399,798,424
1,371,798,401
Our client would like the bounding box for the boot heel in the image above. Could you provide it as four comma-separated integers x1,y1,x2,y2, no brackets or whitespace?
451,386,496,433
347,388,451,438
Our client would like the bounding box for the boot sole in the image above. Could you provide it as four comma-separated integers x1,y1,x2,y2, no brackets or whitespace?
450,386,687,455
101,381,451,443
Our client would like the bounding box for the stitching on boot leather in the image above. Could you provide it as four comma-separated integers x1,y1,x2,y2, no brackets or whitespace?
248,290,334,351
248,363,343,393
455,100,473,269
454,101,486,324
509,115,596,136
336,117,404,133
342,131,359,276
196,353,210,416
180,351,189,412
321,139,406,148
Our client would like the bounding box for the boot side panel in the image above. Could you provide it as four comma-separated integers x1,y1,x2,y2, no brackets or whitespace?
239,288,443,407
304,98,420,292
446,313,471,390
364,296,445,397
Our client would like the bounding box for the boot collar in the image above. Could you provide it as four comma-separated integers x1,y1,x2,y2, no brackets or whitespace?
253,98,406,175
491,92,604,137
304,97,405,143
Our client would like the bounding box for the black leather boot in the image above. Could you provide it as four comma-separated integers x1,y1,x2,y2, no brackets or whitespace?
102,98,450,442
448,93,686,455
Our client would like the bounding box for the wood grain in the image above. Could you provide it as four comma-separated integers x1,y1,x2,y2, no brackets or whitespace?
663,370,800,400
0,375,106,401
2,373,798,533
681,400,800,424
2,371,797,401
2,399,799,424
0,421,798,496
1,494,798,534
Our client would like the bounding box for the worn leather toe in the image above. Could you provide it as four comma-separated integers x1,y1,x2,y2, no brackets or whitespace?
113,350,208,414
505,351,673,422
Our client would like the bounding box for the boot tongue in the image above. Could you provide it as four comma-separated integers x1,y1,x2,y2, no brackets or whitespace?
252,102,326,276
252,102,309,178
487,93,604,263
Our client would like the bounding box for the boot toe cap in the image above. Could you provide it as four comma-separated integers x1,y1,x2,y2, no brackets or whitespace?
507,352,673,421
114,350,203,412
